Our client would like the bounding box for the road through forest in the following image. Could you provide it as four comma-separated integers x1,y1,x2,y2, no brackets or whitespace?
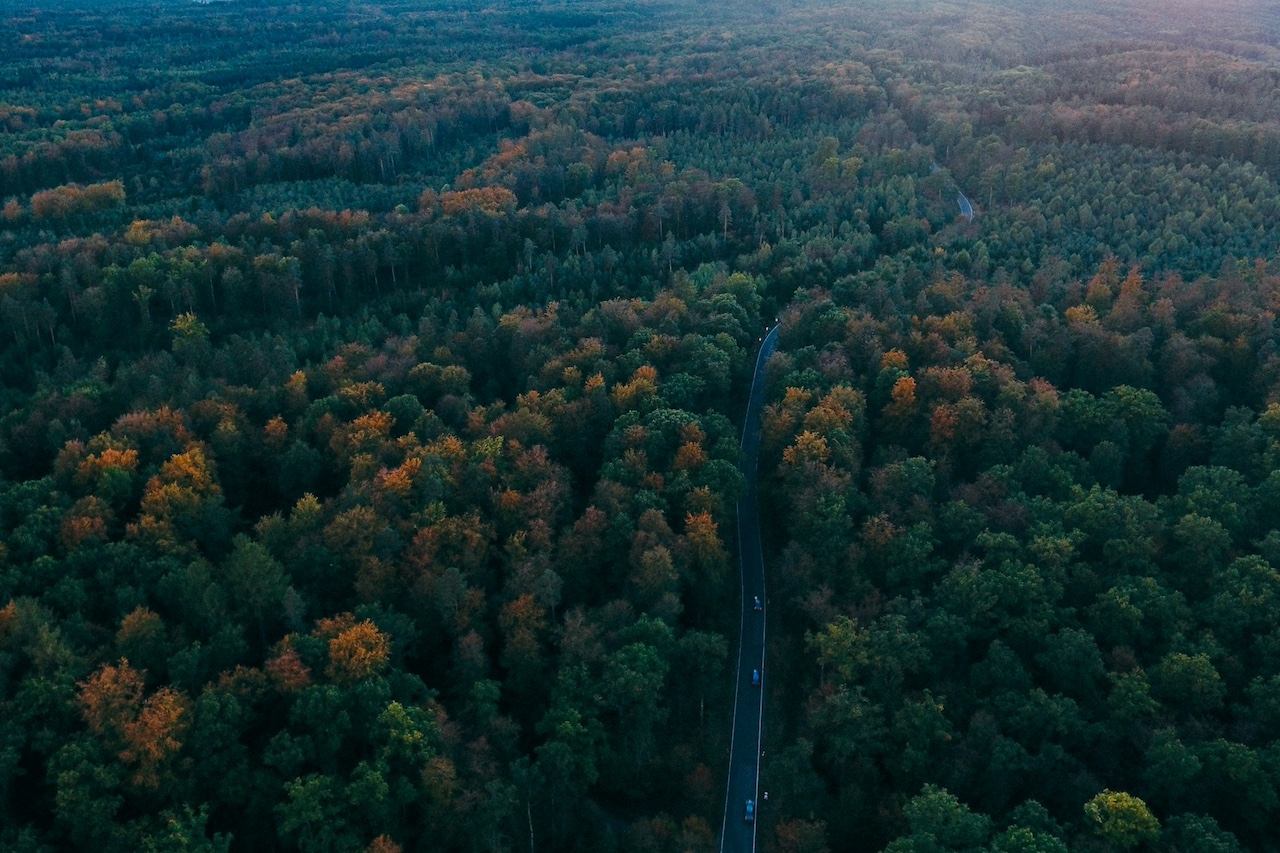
719,321,780,853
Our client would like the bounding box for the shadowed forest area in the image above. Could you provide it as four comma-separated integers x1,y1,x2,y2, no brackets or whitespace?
4,0,1280,850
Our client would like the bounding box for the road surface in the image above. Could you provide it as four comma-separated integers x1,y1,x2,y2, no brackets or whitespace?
931,160,976,221
719,321,780,853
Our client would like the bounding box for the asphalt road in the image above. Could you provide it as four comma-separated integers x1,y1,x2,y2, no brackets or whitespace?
719,321,780,853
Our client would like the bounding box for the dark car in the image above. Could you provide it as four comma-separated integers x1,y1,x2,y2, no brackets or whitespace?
745,799,755,822
753,595,762,611
751,669,761,687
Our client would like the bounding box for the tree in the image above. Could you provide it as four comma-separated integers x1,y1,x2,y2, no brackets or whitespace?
277,774,357,853
886,784,990,853
989,826,1068,853
807,616,870,687
1161,813,1242,853
140,805,232,853
1082,790,1159,850
130,444,230,555
120,685,190,788
498,593,548,700
78,659,145,739
601,642,669,763
674,629,727,727
1141,728,1201,813
77,659,190,788
223,535,290,646
775,818,831,853
324,618,391,683
1149,652,1225,716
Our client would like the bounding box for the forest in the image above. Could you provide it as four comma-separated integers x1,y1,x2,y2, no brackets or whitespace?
4,0,1280,850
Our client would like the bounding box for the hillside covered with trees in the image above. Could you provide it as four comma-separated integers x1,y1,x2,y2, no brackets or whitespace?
4,0,1280,851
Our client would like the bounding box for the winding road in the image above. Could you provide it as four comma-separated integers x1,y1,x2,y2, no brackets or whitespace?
719,321,780,853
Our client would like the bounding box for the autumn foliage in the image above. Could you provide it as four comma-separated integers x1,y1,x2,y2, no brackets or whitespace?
5,0,1280,851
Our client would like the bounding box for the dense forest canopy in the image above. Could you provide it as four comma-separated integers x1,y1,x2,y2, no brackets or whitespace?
5,0,1280,851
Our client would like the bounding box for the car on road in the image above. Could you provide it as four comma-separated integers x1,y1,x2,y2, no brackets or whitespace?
744,799,755,822
753,595,762,611
751,669,761,687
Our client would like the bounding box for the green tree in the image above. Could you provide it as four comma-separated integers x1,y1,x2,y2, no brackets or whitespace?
1161,813,1243,853
1141,728,1201,812
222,535,289,646
277,774,358,853
601,642,669,763
989,826,1067,853
1082,790,1159,850
1150,652,1225,716
886,784,990,853
140,805,232,853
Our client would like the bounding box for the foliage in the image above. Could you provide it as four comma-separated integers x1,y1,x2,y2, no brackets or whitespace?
3,0,1280,851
